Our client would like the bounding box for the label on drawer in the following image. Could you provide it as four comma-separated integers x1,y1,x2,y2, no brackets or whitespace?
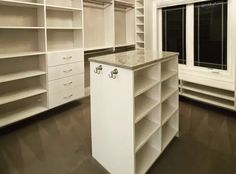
49,87,85,109
48,62,84,81
49,74,84,94
47,49,84,66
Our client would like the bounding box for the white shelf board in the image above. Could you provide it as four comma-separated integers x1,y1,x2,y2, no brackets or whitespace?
0,51,45,59
0,0,44,8
46,5,82,12
136,23,144,26
0,103,47,127
136,15,144,17
162,104,177,125
115,43,135,48
47,27,83,30
0,87,46,105
161,86,177,102
0,27,44,29
135,118,160,152
135,96,159,123
84,45,114,52
0,70,46,83
181,91,235,110
136,144,161,174
162,125,177,150
182,83,235,101
115,0,134,8
47,48,83,54
134,76,159,97
136,41,144,43
161,70,177,82
136,31,144,34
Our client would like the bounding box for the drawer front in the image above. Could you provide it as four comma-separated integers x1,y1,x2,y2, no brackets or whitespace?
49,74,84,94
48,62,84,81
49,87,85,108
47,49,84,66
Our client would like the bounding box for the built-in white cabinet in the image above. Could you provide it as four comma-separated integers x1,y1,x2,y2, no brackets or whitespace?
90,53,179,174
0,0,85,127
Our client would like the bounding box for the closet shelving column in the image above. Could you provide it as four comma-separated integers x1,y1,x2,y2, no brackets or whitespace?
135,0,144,49
83,0,114,51
45,0,85,108
0,0,47,127
134,58,178,174
114,0,135,48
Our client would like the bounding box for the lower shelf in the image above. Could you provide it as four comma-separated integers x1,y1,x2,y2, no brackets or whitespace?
162,124,177,151
181,90,235,110
136,143,161,174
0,103,47,127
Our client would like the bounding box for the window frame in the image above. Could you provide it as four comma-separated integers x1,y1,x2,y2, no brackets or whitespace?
157,0,235,82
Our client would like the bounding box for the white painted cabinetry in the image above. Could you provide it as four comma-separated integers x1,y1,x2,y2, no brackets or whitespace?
90,53,179,174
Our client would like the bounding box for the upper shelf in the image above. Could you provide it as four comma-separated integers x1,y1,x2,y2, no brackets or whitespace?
84,0,112,6
0,0,44,8
46,5,82,11
115,0,134,8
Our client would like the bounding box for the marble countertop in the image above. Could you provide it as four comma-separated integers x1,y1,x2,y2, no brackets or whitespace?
89,50,179,70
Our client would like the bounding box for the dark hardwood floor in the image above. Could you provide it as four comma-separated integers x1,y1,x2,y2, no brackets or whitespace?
0,97,236,174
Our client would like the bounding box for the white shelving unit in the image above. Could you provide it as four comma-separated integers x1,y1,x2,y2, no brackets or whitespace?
135,0,144,49
115,0,135,47
0,0,85,127
90,52,179,174
179,80,236,110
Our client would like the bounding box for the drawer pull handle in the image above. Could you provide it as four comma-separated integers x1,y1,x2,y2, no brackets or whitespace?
63,69,73,73
64,94,73,99
109,69,118,79
64,82,73,86
94,65,103,74
63,56,72,60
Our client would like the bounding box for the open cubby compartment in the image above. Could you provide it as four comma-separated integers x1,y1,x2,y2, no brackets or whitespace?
135,84,161,123
0,29,45,56
134,63,160,97
161,58,178,82
135,104,161,151
0,94,47,127
84,3,114,50
136,16,144,24
136,7,144,16
161,91,178,125
115,4,135,47
136,32,144,42
136,0,143,8
0,76,46,106
161,111,178,151
0,4,44,28
182,89,235,110
182,81,235,102
136,42,144,49
46,0,82,9
135,128,161,174
161,74,178,102
136,24,144,32
46,9,82,28
0,55,46,83
47,29,82,51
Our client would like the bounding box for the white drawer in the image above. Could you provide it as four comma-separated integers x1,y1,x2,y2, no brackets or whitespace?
48,62,84,81
49,74,84,94
47,49,84,66
49,87,85,108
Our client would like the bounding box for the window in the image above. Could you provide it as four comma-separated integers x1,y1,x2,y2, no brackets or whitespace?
194,0,228,70
162,6,186,64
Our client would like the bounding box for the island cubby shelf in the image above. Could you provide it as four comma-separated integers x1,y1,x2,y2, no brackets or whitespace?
0,0,84,127
90,51,179,174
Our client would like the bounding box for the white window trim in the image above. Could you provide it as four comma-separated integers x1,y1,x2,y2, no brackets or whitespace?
156,0,235,84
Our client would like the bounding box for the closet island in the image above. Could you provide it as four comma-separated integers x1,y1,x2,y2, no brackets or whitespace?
90,50,179,174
